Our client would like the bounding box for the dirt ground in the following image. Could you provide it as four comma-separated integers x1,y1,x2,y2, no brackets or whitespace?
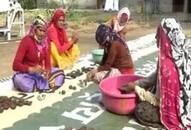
0,10,191,79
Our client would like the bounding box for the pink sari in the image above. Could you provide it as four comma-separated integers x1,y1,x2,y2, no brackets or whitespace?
159,26,182,129
159,18,191,129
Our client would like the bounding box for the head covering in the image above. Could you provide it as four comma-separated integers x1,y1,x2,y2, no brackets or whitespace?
27,15,50,70
113,7,130,33
48,8,69,49
158,18,191,129
95,24,126,48
117,7,130,22
95,24,113,47
50,8,65,29
28,15,47,36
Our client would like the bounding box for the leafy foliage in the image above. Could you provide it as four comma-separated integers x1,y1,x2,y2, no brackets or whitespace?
18,0,37,9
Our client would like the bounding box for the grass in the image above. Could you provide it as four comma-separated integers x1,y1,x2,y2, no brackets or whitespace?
23,9,116,25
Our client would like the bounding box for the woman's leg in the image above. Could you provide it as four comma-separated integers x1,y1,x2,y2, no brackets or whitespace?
94,68,121,83
13,73,49,92
51,42,80,69
51,42,70,69
50,42,60,67
49,67,65,88
13,73,36,92
66,44,80,63
35,73,49,91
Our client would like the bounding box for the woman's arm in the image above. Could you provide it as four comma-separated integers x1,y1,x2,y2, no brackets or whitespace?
48,27,71,54
13,37,44,74
136,70,158,89
97,41,118,72
105,16,117,29
44,44,51,71
12,37,30,72
120,69,158,93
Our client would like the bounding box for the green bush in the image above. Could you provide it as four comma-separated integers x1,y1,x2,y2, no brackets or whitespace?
18,0,37,9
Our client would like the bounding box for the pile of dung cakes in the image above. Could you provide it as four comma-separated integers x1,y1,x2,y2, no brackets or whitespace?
0,94,33,113
58,66,95,95
65,66,94,79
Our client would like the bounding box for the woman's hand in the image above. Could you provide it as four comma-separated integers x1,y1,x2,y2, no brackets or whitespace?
28,65,44,74
71,31,79,44
42,69,50,79
119,82,136,94
86,68,98,81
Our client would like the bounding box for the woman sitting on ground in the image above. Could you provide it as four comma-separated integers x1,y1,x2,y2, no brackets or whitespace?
12,16,65,93
48,8,80,69
120,18,191,129
87,24,134,83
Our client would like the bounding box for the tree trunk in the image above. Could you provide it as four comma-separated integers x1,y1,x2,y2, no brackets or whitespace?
183,0,188,21
183,0,188,13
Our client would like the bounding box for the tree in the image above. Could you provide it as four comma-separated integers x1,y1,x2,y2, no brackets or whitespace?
183,0,188,21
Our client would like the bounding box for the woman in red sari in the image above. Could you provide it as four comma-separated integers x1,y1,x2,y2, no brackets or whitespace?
48,9,80,69
12,16,65,92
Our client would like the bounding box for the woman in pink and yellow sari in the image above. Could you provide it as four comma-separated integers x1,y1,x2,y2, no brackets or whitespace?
48,9,80,69
120,18,191,129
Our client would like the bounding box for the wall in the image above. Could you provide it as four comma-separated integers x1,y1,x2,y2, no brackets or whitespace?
159,0,173,13
75,0,96,9
36,0,174,13
37,0,96,9
119,0,138,12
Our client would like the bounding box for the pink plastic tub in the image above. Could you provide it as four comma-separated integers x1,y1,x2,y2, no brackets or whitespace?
99,74,142,115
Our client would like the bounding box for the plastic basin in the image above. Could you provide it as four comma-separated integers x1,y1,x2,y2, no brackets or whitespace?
99,74,142,115
91,49,104,63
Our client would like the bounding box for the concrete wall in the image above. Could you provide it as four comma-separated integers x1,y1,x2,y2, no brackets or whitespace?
119,0,138,12
75,0,96,9
37,0,96,9
36,0,174,13
159,0,173,13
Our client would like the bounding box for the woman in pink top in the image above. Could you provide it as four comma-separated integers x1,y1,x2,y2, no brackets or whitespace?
12,16,65,92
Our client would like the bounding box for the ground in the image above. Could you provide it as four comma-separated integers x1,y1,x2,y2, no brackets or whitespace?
0,10,159,78
0,10,191,130
0,10,191,79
